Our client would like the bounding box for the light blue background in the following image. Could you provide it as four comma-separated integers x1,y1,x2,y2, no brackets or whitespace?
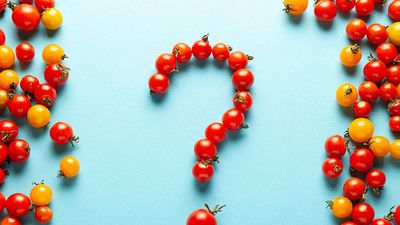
0,0,399,224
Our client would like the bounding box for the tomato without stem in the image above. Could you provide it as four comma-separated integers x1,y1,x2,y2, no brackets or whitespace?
27,104,51,128
172,43,192,63
34,83,57,107
0,169,7,184
394,206,400,224
0,216,21,225
387,65,400,85
353,101,371,118
376,42,398,64
314,0,337,22
389,0,400,20
194,139,217,160
148,73,170,94
0,90,8,110
7,94,31,117
0,46,15,69
325,135,346,158
343,177,366,200
363,59,386,83
0,142,7,164
5,193,31,218
336,0,355,12
388,22,400,46
0,29,5,45
228,51,250,70
389,116,400,132
352,203,375,225
369,136,390,157
350,148,374,172
371,218,391,225
346,19,367,41
367,24,388,45
355,0,374,16
192,161,214,182
15,42,35,63
34,206,53,224
212,43,230,62
20,75,39,94
12,4,40,31
379,82,397,102
44,64,70,87
205,122,226,144
389,100,400,115
0,193,5,212
222,108,245,130
359,81,379,102
232,68,254,91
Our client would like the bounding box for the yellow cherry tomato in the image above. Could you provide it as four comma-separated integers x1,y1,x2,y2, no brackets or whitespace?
27,105,51,128
59,156,80,178
328,196,353,219
388,22,400,46
41,8,63,30
340,44,362,67
30,183,52,206
390,140,400,159
0,70,19,92
283,0,308,15
0,90,9,110
42,44,65,65
336,83,358,107
349,118,374,143
369,136,390,157
0,45,15,69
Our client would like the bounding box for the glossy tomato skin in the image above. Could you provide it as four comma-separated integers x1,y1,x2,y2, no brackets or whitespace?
389,0,400,20
0,142,7,164
172,43,192,63
192,161,214,182
222,108,245,130
346,19,367,41
394,206,400,224
194,139,217,160
389,116,400,132
15,42,34,63
205,122,226,144
49,122,77,145
336,0,355,12
0,193,5,212
353,101,372,118
322,157,343,178
148,73,170,94
363,60,387,83
12,4,40,31
0,0,5,12
44,64,69,87
5,193,31,218
34,206,53,223
366,169,386,188
343,177,366,200
355,0,374,16
314,0,337,22
341,222,357,225
186,208,216,225
228,51,248,70
389,100,400,115
325,135,346,158
7,94,31,117
0,216,22,225
352,202,375,225
0,29,5,45
212,43,230,62
7,139,30,163
379,83,397,102
0,169,7,184
371,218,391,225
34,83,57,107
350,148,374,172
336,83,358,107
233,91,253,112
34,0,55,12
359,81,379,102
20,75,39,94
387,65,400,85
232,69,254,91
155,53,177,75
0,120,19,143
192,35,211,60
376,42,398,64
367,24,388,45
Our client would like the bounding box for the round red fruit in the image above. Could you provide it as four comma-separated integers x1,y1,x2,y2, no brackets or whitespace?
322,157,343,178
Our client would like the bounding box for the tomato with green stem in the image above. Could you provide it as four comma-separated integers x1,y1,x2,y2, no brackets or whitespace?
41,7,63,30
340,44,362,67
50,122,79,147
34,83,57,107
343,177,366,200
359,81,379,102
336,83,358,107
322,157,343,178
379,82,397,102
282,0,308,15
148,73,170,94
20,75,39,94
0,70,19,92
30,182,52,206
155,53,177,75
44,64,70,87
192,34,211,60
186,204,225,225
0,120,19,142
192,161,214,182
194,139,217,161
233,91,253,112
172,43,192,63
326,196,353,219
42,44,66,65
376,42,398,64
228,51,252,70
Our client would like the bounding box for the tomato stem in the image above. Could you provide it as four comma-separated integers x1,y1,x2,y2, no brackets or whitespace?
282,3,297,13
350,44,361,54
70,135,80,148
6,1,17,10
57,170,64,178
205,204,226,216
384,206,395,221
202,33,209,42
325,200,334,209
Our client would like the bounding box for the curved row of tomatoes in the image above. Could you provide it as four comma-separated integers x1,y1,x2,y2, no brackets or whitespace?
148,34,254,184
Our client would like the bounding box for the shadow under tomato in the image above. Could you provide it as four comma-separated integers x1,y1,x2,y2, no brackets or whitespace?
194,179,212,193
51,142,72,157
45,28,60,38
323,175,340,188
28,124,48,138
337,105,354,119
60,175,79,188
316,20,334,31
341,63,358,76
16,29,38,41
286,14,304,25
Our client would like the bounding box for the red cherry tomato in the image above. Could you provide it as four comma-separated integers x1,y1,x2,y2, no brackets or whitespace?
34,206,53,223
363,59,387,83
34,83,57,107
0,0,5,12
155,54,177,75
5,193,31,218
0,120,19,143
228,51,250,70
314,0,337,22
7,94,31,117
187,205,220,225
232,68,254,91
0,168,7,184
172,43,192,63
394,206,400,224
0,142,8,164
0,193,5,212
346,19,367,41
0,216,21,225
387,65,400,86
389,116,400,132
367,24,388,45
0,29,5,45
355,0,374,16
379,82,397,102
34,0,54,12
192,34,211,60
350,148,374,172
49,122,78,146
341,222,357,225
44,64,70,87
15,42,34,63
11,4,40,31
322,157,343,178
371,218,391,225
194,139,217,160
389,0,400,20
366,169,386,189
359,81,379,102
353,101,372,118
233,91,253,112
325,135,346,158
336,0,356,12
376,42,398,64
148,73,170,94
212,43,230,62
343,177,366,200
7,139,30,163
222,108,245,130
389,100,400,115
20,75,39,94
192,161,214,182
352,202,375,225
205,122,226,144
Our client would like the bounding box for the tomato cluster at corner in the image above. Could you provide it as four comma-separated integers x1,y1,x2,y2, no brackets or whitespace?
0,1,80,224
148,34,254,225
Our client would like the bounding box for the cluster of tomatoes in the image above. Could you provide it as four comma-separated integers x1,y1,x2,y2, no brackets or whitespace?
148,34,254,184
186,204,225,225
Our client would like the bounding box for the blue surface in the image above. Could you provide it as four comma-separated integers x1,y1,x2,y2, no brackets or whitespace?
0,0,399,224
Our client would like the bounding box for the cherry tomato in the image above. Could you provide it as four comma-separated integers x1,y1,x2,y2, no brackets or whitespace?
232,68,254,91
50,122,78,146
0,168,7,184
325,135,346,158
34,0,54,12
0,46,15,69
8,139,30,163
394,206,400,224
353,101,371,118
7,94,31,117
228,51,250,70
341,222,357,225
233,91,253,112
359,81,379,102
389,22,400,46
379,82,397,102
205,122,226,144
192,161,214,182
371,218,391,225
369,136,390,157
322,157,343,178
15,42,34,63
336,0,356,12
389,100,400,116
327,196,353,219
42,44,65,65
389,0,400,20
0,29,5,45
0,142,8,164
44,64,69,87
355,0,374,16
376,42,398,64
192,34,211,60
41,7,62,30
34,83,57,107
59,156,80,178
20,75,39,94
0,120,19,142
367,23,388,45
172,43,192,63
336,83,358,107
0,70,19,92
352,202,375,225
343,177,366,201
340,44,362,67
346,19,367,41
390,139,400,159
350,148,374,172
27,104,51,128
12,4,40,31
366,169,386,192
314,0,337,22
0,90,9,110
148,73,170,94
387,65,400,86
0,216,21,225
155,53,177,75
194,139,217,160
5,193,31,217
0,193,5,211
34,206,53,224
283,0,308,15
187,204,223,225
389,116,400,132
363,59,386,83
30,182,52,206
212,43,230,62
222,108,245,130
